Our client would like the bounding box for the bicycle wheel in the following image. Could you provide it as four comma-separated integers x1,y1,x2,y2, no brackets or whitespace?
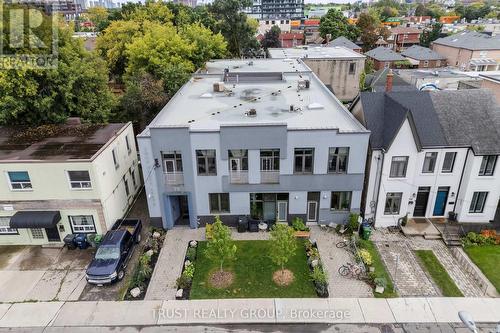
338,265,350,276
352,265,362,277
336,241,347,248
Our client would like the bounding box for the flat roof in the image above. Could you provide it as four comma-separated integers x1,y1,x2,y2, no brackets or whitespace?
145,59,367,133
0,123,128,161
268,46,365,59
480,73,500,83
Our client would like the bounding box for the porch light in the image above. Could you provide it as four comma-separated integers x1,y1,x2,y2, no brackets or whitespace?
451,192,455,198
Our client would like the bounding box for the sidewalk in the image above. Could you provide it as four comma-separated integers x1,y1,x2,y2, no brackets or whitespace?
0,297,499,327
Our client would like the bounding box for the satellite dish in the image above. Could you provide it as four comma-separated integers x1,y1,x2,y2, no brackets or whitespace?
458,311,477,333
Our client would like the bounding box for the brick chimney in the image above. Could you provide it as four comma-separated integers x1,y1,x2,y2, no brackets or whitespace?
386,69,394,92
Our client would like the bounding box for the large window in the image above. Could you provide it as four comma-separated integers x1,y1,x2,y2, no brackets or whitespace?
469,192,488,213
331,191,352,211
69,215,96,233
389,156,408,178
260,149,280,171
67,171,92,189
442,152,456,173
328,147,349,173
0,217,17,235
209,193,230,213
479,155,497,176
196,150,217,175
422,152,438,173
163,151,183,173
384,192,402,215
294,148,314,174
7,171,32,190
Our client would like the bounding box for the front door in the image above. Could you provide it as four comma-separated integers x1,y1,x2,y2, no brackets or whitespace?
433,187,449,216
414,187,430,217
307,201,318,222
277,201,287,222
45,227,61,242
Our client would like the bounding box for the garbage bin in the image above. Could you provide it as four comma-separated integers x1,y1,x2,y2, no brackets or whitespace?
362,225,372,240
63,234,76,250
237,216,248,233
73,233,89,249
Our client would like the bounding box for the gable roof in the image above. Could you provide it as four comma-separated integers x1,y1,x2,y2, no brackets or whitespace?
365,46,406,62
401,45,446,61
359,90,500,154
365,68,416,92
432,31,500,51
389,26,422,35
327,36,360,50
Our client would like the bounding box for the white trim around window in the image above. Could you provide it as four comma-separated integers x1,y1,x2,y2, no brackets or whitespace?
6,171,33,191
69,215,96,233
67,170,92,190
0,216,18,235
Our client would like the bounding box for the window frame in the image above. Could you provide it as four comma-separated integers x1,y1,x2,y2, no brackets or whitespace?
294,148,314,174
67,170,92,190
260,149,280,171
384,192,403,215
196,150,217,176
30,228,45,239
162,151,183,173
209,193,230,213
389,156,409,178
330,191,352,211
0,216,18,235
348,62,356,75
123,175,130,197
442,152,456,173
7,171,32,191
69,215,96,233
125,135,131,154
129,167,137,189
469,192,488,213
479,155,497,176
328,147,349,174
112,147,119,169
422,152,438,173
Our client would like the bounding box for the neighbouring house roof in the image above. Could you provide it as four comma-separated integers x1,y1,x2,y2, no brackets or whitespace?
365,46,406,62
389,26,422,35
280,32,304,40
375,39,388,45
0,123,129,161
365,68,416,92
359,89,500,154
432,31,500,51
327,36,360,50
401,45,447,61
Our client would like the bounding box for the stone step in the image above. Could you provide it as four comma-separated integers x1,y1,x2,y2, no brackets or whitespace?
424,234,442,240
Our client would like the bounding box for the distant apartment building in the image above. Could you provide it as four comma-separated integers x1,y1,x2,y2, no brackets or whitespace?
401,45,447,68
257,19,292,35
138,59,370,229
268,46,366,102
245,0,304,19
431,31,500,71
0,122,140,245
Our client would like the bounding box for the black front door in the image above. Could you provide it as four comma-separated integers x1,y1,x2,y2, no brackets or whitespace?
45,227,61,242
414,187,430,217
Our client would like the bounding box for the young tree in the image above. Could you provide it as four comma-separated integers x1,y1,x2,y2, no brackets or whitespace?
261,26,281,49
269,224,297,279
319,9,360,41
419,23,443,48
356,11,385,52
204,216,237,272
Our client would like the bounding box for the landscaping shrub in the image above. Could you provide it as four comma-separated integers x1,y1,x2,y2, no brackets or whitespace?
310,266,329,298
374,277,387,289
182,262,195,279
176,275,191,289
291,217,309,231
357,249,373,266
186,247,197,261
462,231,497,246
346,213,359,234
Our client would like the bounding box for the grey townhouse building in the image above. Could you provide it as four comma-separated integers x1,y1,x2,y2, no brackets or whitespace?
137,59,370,229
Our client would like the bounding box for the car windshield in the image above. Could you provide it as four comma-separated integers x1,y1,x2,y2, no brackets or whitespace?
95,246,120,260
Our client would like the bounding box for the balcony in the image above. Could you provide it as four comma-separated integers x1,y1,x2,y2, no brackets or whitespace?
260,170,279,184
229,170,248,184
164,172,184,186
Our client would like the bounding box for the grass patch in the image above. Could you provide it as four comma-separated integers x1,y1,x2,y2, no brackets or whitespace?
190,240,317,299
358,239,397,298
464,245,500,293
415,250,463,297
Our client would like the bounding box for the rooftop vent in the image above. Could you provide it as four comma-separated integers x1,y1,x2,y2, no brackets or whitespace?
297,79,310,90
213,82,224,92
200,93,213,98
307,102,324,110
246,108,257,117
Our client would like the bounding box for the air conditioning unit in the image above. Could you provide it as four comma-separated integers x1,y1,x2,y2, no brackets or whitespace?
297,79,310,90
213,82,225,92
246,108,257,117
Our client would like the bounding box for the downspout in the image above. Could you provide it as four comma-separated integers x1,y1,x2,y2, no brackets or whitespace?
372,148,386,226
453,147,470,218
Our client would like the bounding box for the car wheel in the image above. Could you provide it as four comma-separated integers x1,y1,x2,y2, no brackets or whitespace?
136,233,141,243
117,270,125,281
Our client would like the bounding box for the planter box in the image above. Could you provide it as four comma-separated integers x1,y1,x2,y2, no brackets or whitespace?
295,231,310,238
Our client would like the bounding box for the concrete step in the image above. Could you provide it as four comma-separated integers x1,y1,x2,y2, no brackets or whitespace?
424,234,442,240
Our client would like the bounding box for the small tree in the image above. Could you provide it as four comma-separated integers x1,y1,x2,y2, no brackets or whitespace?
269,224,297,278
204,216,237,272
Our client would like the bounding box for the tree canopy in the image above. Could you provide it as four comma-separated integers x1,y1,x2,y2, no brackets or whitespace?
319,9,360,41
261,25,281,49
356,10,389,52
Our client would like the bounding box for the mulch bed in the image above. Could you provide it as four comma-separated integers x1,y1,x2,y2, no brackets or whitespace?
273,269,294,286
209,270,234,289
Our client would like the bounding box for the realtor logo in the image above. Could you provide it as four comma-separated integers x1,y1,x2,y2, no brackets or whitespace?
0,0,58,69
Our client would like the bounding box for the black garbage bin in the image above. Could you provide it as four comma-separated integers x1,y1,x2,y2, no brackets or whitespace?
248,218,259,232
63,234,76,250
238,216,248,233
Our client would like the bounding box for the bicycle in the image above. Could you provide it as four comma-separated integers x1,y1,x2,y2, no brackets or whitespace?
338,262,365,279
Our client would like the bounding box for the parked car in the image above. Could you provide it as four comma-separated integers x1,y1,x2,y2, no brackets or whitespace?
85,219,142,285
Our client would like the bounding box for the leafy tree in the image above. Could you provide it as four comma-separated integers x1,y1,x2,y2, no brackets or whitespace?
209,0,259,57
379,6,399,21
319,9,360,41
84,6,109,31
0,10,114,126
204,217,237,272
415,3,427,17
180,23,227,68
356,11,386,52
420,23,443,48
269,224,297,277
261,26,281,49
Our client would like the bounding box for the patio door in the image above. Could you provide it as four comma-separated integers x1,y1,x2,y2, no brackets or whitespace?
261,157,275,171
230,158,241,172
164,159,176,173
277,201,287,222
307,201,318,222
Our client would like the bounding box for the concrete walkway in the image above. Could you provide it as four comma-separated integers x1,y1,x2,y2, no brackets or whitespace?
0,297,499,327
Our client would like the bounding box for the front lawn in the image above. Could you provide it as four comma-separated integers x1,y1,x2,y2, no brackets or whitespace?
464,245,500,293
415,250,463,297
358,239,397,298
190,240,317,299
